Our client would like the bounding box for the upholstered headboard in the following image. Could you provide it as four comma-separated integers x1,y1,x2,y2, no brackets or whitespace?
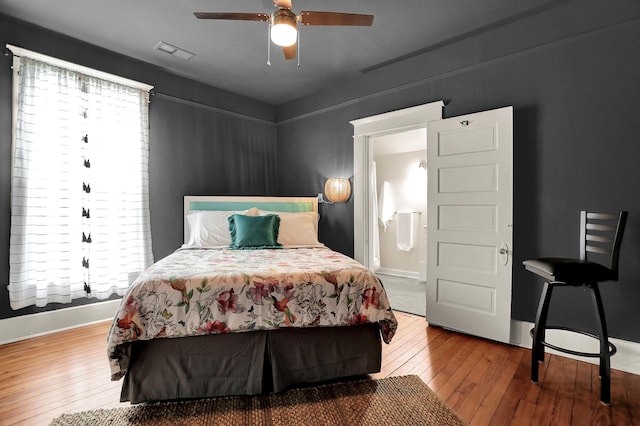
183,196,318,244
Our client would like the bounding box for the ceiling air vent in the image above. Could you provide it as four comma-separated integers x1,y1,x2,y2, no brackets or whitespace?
154,41,195,61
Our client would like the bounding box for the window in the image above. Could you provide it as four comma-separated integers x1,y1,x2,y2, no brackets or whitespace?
7,45,154,309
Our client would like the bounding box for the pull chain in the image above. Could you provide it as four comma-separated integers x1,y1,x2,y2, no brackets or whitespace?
297,30,300,68
267,24,272,66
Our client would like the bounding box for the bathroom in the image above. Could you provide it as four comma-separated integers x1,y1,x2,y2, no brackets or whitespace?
371,128,427,316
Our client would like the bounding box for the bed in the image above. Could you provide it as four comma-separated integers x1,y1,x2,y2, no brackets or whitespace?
107,196,397,403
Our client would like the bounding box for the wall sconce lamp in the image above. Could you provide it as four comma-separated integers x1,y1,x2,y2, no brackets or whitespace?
318,178,351,204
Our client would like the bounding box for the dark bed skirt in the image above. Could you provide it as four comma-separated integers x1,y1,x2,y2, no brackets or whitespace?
120,323,382,403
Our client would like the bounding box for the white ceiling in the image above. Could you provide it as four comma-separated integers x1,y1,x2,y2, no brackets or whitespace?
0,0,556,105
372,128,426,156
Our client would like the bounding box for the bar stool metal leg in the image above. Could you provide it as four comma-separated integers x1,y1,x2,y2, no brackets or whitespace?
590,284,611,404
531,281,554,383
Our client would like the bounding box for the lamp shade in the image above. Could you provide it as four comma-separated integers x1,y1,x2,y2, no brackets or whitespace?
271,9,297,47
324,178,351,203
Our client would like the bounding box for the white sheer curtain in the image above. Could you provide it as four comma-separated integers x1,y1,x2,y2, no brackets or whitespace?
8,55,153,309
370,161,381,271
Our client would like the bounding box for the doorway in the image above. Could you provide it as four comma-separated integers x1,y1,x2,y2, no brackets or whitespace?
352,102,513,344
370,129,427,316
351,101,444,316
350,101,444,269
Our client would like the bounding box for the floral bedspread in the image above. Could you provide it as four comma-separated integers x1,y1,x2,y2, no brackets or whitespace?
108,247,397,380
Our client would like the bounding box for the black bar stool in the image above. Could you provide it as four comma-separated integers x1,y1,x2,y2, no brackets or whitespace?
523,211,627,404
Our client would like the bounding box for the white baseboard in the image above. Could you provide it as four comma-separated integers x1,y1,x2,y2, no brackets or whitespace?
376,268,420,280
510,319,640,376
0,299,121,345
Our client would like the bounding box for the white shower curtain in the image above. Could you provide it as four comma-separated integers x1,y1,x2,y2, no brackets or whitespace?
370,161,381,271
378,181,394,231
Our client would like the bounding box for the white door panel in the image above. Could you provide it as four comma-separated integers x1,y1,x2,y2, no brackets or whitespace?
427,106,513,343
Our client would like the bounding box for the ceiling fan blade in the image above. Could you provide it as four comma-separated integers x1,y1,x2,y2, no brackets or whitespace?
283,44,297,60
273,0,292,10
194,12,269,22
300,11,374,26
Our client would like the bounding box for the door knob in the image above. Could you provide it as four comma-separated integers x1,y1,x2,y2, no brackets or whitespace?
499,243,510,266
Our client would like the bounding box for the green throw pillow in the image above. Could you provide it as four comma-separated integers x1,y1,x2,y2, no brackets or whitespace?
228,214,282,249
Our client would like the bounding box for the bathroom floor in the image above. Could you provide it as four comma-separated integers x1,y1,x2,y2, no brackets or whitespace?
376,273,426,317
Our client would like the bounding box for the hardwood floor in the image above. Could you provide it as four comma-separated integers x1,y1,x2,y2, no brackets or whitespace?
1,311,638,425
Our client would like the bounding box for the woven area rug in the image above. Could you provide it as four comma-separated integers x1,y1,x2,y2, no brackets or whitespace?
50,375,467,425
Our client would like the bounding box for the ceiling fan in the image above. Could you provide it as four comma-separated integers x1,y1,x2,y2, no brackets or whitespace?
194,0,374,63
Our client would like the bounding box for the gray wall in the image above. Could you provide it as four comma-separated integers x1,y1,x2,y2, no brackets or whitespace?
2,0,640,345
275,0,640,342
0,15,277,319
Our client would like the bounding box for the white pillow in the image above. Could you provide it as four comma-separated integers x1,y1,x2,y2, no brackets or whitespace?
256,209,323,247
184,208,258,248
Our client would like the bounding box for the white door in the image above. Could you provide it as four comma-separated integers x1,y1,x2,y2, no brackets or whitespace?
426,106,513,343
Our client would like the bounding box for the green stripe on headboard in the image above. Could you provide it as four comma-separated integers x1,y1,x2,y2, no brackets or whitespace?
189,201,314,212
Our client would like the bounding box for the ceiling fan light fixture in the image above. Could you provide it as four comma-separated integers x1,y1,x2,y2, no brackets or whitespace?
270,9,297,47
